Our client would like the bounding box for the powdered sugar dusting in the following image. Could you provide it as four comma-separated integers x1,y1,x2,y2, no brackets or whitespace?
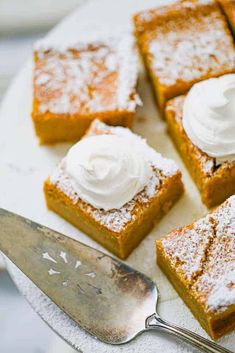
194,196,235,311
144,2,235,87
161,195,235,312
137,0,214,31
49,120,179,232
162,215,214,284
206,267,235,310
34,34,140,115
91,202,134,233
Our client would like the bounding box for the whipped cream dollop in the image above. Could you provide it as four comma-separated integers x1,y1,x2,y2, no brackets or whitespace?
183,74,235,164
65,134,152,210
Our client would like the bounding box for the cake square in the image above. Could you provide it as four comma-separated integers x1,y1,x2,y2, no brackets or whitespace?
44,120,184,259
219,0,235,34
32,34,140,144
156,195,235,340
133,0,235,114
165,95,235,207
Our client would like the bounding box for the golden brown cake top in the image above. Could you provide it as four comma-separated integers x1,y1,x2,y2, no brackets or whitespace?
34,34,140,116
161,195,235,312
134,0,235,87
49,120,179,233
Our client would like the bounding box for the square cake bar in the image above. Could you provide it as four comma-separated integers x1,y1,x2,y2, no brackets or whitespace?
32,34,140,143
133,0,235,114
44,120,183,259
165,95,235,207
156,195,235,339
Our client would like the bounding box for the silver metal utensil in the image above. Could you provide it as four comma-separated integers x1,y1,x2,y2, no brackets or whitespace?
0,208,232,353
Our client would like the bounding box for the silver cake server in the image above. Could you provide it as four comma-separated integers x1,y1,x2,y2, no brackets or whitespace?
0,208,232,353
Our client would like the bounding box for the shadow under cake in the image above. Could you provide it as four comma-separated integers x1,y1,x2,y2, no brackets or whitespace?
32,35,140,144
156,195,235,340
44,120,184,259
133,0,235,116
165,95,235,208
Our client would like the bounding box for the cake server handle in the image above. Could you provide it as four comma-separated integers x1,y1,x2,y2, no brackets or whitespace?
145,313,232,353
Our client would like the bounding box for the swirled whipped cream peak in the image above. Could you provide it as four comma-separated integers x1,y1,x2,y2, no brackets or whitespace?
183,74,235,165
65,134,152,210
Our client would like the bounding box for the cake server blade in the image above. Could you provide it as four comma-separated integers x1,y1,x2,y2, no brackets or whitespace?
0,208,232,353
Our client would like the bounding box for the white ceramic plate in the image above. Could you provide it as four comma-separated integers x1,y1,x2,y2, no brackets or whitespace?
0,0,85,33
0,0,234,352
